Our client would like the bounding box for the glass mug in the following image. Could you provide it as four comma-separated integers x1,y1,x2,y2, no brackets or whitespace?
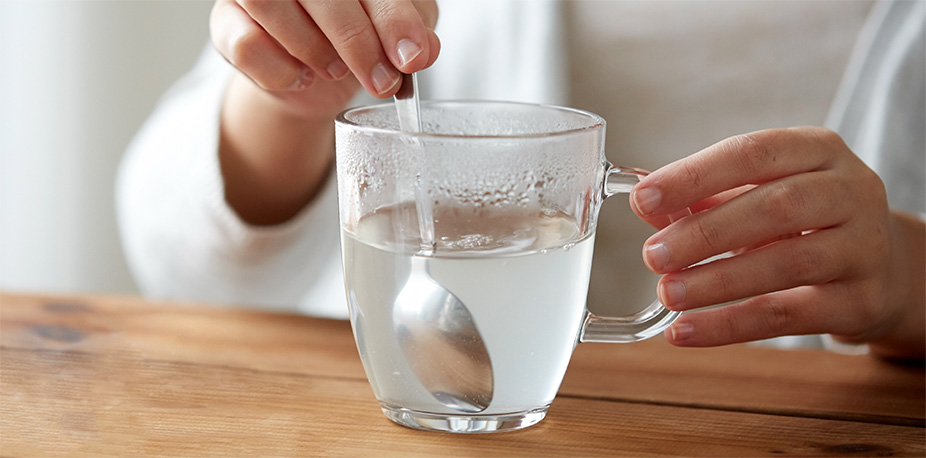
335,101,687,433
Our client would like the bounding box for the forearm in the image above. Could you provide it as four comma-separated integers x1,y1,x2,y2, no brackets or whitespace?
219,74,337,226
868,210,926,361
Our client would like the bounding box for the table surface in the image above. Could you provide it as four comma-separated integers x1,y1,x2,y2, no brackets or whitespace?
1,292,923,457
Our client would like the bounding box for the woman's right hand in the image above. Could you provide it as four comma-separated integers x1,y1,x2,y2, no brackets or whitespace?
210,0,440,119
210,1,439,226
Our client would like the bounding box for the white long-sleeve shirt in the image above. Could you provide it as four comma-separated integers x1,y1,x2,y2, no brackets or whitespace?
116,0,924,325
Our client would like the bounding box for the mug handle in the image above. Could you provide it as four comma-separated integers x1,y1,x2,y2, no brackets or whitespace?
579,164,692,343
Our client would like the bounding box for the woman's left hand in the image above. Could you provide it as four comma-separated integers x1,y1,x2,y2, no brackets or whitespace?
630,126,925,360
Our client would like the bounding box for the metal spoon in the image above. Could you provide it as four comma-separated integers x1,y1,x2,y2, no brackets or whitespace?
392,73,494,413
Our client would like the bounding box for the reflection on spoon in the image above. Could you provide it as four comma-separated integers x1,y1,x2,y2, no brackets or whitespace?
393,257,494,413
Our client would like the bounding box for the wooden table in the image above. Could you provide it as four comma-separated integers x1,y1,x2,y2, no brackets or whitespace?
1,292,923,457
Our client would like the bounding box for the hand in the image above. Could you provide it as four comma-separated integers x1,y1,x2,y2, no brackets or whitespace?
630,127,925,360
209,0,440,225
210,0,440,119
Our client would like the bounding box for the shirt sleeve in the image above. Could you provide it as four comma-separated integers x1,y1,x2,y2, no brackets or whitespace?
115,45,348,318
826,0,925,218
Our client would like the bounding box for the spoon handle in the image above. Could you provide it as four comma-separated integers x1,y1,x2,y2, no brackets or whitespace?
394,73,422,132
394,73,435,254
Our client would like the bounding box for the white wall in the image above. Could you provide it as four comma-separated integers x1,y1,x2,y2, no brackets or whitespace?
0,0,213,294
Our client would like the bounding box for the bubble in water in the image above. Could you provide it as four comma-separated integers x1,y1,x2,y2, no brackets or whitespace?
456,233,494,250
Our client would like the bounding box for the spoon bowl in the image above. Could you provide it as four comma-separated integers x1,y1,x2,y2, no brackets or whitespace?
393,257,493,412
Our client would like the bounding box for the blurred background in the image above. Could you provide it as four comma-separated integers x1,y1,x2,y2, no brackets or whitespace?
0,0,213,295
0,0,868,311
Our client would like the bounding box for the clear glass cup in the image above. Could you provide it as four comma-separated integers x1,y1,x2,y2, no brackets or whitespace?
335,101,686,433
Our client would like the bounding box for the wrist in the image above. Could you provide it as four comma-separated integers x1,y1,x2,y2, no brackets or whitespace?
218,75,337,225
868,211,926,361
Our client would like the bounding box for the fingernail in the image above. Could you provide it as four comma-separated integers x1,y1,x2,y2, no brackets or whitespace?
669,321,694,343
371,62,400,94
633,186,662,215
289,67,315,91
396,38,422,67
660,280,686,308
644,242,670,271
327,58,349,80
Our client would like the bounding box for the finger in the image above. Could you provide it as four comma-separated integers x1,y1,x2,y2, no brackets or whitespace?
396,1,441,68
664,282,863,347
631,184,754,230
361,0,437,73
236,0,349,80
422,27,441,68
656,228,852,312
632,127,847,217
642,170,852,273
211,0,314,91
412,0,441,67
730,231,802,256
301,0,401,97
411,0,439,29
688,185,756,214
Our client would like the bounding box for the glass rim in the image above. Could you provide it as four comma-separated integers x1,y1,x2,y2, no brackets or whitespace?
335,99,605,140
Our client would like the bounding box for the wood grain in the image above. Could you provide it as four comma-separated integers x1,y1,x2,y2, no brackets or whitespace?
2,292,923,457
564,340,925,426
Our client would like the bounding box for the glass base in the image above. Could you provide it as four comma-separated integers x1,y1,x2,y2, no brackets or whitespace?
381,404,549,434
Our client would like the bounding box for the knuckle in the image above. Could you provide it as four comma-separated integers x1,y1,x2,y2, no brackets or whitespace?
835,282,884,339
731,132,776,176
332,20,376,52
809,126,845,152
762,181,806,226
226,25,264,69
789,249,819,285
368,1,402,22
760,295,794,335
709,266,739,303
228,31,295,91
692,216,724,253
763,298,794,335
680,158,706,189
711,301,762,343
713,307,742,342
783,242,831,285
